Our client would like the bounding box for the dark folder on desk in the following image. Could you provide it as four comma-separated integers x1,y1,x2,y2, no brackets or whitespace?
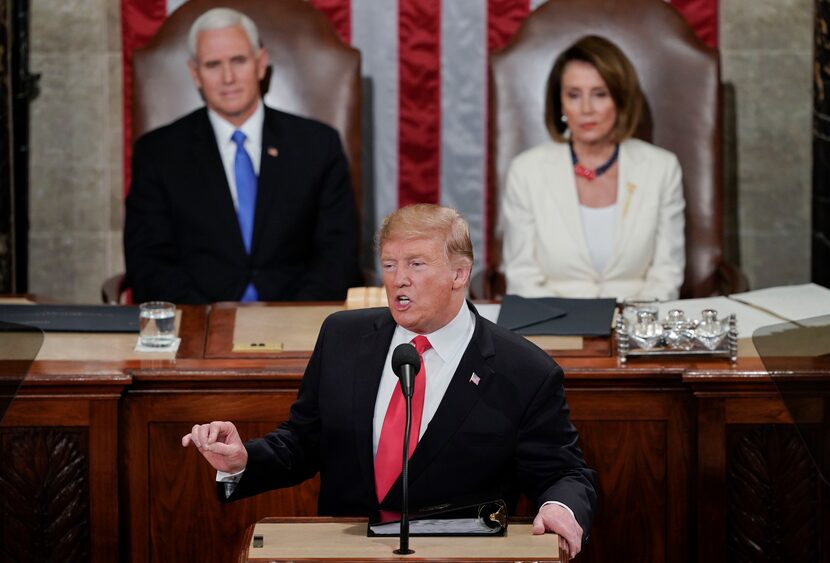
368,498,507,537
0,305,139,333
497,294,616,336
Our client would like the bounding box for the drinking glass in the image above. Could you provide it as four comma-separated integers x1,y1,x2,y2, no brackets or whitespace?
139,301,176,347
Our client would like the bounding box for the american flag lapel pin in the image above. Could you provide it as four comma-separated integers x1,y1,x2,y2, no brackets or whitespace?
267,147,279,158
469,373,480,386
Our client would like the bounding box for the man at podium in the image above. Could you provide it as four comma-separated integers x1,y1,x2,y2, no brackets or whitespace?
182,204,597,558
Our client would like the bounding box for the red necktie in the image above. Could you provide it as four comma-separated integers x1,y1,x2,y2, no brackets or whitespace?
374,335,431,502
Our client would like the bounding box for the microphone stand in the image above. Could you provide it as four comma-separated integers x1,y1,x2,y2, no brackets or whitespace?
394,369,415,555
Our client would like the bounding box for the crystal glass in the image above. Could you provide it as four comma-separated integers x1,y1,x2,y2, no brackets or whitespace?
621,298,658,332
695,308,728,350
663,309,695,351
630,309,664,350
139,301,176,347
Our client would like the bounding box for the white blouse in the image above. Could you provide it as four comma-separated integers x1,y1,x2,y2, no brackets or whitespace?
579,203,617,273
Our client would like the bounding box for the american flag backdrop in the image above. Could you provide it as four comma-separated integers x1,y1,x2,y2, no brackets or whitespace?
121,0,717,279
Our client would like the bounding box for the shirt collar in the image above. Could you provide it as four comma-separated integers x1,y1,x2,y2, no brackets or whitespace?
207,99,265,148
397,300,474,363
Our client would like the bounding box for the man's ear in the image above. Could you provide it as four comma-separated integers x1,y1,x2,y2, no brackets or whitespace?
452,263,471,290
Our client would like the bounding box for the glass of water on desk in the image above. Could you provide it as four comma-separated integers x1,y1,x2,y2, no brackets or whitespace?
139,301,176,347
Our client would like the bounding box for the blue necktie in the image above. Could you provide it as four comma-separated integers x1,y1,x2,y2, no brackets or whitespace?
231,130,259,302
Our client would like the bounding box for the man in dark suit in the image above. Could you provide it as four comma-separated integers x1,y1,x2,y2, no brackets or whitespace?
124,8,361,304
182,204,597,557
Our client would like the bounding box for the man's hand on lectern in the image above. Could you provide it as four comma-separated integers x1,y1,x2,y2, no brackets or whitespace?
181,421,249,474
532,502,583,558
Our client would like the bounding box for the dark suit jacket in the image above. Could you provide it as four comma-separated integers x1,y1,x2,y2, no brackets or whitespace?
124,106,362,304
226,302,598,537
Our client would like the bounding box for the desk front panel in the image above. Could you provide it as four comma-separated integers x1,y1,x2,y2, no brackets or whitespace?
4,300,826,563
122,373,319,563
123,361,699,563
0,372,127,563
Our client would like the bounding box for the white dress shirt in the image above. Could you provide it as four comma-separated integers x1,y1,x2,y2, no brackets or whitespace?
207,101,265,210
372,301,475,454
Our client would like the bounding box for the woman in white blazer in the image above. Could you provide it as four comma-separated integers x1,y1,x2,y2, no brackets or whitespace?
501,36,685,301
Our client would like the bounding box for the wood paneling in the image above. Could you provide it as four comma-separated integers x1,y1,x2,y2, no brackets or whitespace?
0,428,90,561
0,391,124,563
2,306,826,563
726,424,820,562
122,388,321,563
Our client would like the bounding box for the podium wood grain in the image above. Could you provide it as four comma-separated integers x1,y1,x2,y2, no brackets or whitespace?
237,519,569,562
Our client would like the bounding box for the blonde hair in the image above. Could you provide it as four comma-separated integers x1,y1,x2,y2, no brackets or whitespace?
377,204,473,268
545,35,645,143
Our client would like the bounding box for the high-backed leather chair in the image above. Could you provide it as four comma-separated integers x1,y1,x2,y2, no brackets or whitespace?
104,0,361,303
484,0,746,299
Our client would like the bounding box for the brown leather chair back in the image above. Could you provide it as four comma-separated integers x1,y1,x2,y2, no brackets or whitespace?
132,0,361,203
491,0,722,297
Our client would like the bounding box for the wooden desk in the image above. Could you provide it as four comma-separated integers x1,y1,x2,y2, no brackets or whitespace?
1,303,826,563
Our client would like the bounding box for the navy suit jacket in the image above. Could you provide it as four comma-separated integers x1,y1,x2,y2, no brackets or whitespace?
124,106,362,304
225,302,598,538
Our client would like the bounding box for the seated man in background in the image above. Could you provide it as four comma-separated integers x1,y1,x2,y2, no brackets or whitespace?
182,204,598,558
124,7,362,304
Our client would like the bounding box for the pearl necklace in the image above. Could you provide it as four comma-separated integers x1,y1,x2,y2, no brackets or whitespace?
570,143,619,181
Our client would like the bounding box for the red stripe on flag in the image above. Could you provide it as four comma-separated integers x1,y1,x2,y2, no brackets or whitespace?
485,0,530,268
671,0,718,48
398,0,442,207
308,0,352,44
121,0,168,196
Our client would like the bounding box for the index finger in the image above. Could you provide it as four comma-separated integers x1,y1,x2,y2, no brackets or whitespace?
207,421,226,445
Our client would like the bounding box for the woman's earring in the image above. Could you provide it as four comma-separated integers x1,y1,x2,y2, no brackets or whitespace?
561,114,568,123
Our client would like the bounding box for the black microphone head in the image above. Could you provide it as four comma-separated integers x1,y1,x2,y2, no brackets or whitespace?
391,342,421,378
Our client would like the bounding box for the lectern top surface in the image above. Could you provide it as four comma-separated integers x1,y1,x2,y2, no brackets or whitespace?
243,522,563,562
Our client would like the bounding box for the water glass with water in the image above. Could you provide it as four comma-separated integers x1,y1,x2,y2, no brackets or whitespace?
139,301,176,347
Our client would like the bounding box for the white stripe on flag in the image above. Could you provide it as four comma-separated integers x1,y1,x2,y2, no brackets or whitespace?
352,0,399,271
440,0,487,279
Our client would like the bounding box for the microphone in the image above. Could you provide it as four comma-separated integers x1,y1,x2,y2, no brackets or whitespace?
392,343,421,398
389,342,421,555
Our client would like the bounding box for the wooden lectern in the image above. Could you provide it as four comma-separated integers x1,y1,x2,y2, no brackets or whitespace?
237,517,570,562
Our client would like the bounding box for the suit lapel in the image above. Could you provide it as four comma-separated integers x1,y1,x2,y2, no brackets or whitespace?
354,311,397,504
605,140,645,274
191,110,245,255
252,109,285,256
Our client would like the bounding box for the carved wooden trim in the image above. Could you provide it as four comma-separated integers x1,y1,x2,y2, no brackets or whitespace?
0,428,90,561
727,424,819,562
